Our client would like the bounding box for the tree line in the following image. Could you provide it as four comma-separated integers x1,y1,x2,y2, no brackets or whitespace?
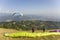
0,20,60,31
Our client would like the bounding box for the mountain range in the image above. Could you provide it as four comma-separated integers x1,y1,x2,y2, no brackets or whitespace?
0,13,60,22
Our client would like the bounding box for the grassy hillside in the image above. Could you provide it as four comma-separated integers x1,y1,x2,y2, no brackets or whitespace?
0,28,60,40
0,20,60,40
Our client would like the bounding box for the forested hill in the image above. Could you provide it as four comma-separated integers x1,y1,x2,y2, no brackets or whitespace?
0,20,60,30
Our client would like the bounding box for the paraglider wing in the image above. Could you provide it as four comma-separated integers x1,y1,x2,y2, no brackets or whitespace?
12,13,16,16
12,12,23,16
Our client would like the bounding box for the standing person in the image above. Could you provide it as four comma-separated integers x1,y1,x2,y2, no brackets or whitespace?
32,27,34,33
43,26,45,32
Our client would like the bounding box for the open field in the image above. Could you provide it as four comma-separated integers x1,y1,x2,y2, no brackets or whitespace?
0,28,60,40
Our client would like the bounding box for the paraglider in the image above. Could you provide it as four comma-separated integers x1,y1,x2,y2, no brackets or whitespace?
12,12,23,16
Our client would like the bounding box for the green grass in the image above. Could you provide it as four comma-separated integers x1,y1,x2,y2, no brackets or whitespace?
0,28,60,40
4,31,60,38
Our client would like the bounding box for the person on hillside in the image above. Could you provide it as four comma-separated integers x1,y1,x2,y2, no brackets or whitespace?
32,27,34,33
42,26,45,32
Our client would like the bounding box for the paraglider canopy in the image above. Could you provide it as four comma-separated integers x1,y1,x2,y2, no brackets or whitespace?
12,12,23,16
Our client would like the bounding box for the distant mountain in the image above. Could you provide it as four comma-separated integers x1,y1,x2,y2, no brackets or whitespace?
0,14,47,22
0,13,60,22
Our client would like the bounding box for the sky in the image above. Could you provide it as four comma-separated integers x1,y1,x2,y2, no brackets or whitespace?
0,0,60,18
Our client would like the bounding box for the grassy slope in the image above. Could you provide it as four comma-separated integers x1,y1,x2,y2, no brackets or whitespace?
0,28,60,40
